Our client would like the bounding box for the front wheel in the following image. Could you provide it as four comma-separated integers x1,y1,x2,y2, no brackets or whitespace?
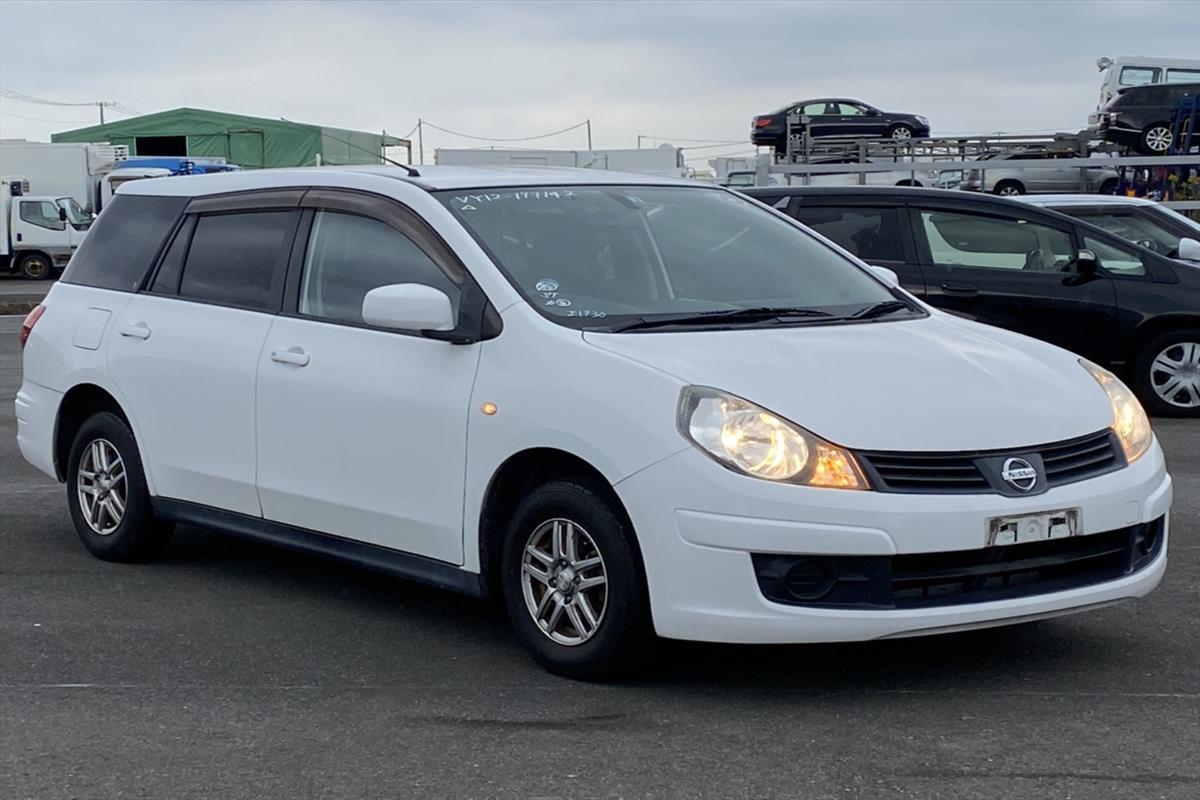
1133,329,1200,417
18,253,53,280
500,479,651,680
888,124,915,140
66,412,174,561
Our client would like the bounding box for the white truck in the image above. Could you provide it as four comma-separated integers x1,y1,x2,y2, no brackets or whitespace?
1,176,90,280
0,141,127,214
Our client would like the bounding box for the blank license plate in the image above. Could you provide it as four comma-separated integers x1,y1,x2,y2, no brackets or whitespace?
987,509,1080,546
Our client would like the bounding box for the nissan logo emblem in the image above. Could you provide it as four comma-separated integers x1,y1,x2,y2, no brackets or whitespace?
1001,457,1038,492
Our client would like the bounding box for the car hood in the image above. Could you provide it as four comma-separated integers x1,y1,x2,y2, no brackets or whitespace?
583,314,1115,452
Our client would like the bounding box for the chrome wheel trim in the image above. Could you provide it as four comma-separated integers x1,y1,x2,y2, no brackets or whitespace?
520,518,608,646
1150,341,1200,408
997,184,1022,196
1144,127,1172,152
891,126,913,140
77,438,127,535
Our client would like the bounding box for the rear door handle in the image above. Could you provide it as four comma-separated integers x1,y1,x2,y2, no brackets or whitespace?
270,346,310,367
118,322,151,340
940,281,978,295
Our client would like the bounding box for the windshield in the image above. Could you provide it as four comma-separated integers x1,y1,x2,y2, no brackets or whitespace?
438,185,900,329
57,197,90,225
1076,211,1185,257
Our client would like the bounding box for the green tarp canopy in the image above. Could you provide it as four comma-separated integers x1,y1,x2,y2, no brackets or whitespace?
52,107,404,169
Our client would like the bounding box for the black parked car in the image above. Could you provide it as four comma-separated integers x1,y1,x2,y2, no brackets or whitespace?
1097,82,1199,153
751,99,930,152
741,186,1200,417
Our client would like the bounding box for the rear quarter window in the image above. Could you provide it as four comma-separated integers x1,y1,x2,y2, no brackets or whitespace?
60,194,187,292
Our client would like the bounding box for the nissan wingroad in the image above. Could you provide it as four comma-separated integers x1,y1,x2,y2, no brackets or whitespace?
16,166,1171,679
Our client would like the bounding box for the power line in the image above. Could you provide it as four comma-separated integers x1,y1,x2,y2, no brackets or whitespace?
0,87,100,107
0,109,95,124
421,119,589,143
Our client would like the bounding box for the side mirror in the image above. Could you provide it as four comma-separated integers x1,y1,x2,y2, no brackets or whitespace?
1075,249,1098,275
1177,237,1200,262
361,283,455,332
58,207,67,222
869,265,900,286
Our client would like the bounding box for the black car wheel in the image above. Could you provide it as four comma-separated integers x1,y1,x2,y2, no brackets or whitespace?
1134,329,1200,417
500,478,651,680
1140,124,1173,154
1098,178,1119,195
993,180,1025,196
66,412,174,561
18,253,53,281
888,124,916,140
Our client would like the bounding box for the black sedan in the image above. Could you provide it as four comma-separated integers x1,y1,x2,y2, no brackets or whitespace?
751,98,930,151
740,185,1200,417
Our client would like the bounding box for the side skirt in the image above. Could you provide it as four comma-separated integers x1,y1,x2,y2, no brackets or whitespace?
152,498,487,598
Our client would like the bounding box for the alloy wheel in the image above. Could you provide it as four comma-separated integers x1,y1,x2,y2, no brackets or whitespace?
891,126,913,140
997,185,1022,196
1144,126,1173,153
520,518,608,645
77,438,127,534
1150,341,1200,408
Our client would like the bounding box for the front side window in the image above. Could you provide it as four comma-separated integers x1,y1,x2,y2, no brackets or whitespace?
1073,211,1180,257
19,200,65,231
800,102,830,116
298,210,460,325
1082,234,1147,276
919,210,1074,271
791,206,906,263
178,211,293,310
1119,66,1159,86
1165,69,1200,83
439,185,901,329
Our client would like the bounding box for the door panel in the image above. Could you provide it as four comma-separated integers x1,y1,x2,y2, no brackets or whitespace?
106,295,272,514
255,317,479,563
912,206,1117,361
229,130,265,168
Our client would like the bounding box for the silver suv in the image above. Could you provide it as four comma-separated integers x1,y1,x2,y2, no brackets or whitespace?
962,152,1120,196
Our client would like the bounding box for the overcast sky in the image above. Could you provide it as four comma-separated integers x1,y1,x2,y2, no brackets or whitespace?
1,0,1197,168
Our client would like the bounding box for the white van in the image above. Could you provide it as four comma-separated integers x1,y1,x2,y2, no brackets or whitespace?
1095,56,1200,109
16,166,1171,678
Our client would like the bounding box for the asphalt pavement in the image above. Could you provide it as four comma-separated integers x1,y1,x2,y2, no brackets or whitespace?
1,313,1197,799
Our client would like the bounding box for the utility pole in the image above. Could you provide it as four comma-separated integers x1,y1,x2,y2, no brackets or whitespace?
96,101,114,125
586,119,592,151
637,135,643,149
418,118,424,165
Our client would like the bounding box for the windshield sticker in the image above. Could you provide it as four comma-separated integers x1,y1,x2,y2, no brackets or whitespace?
452,191,576,209
546,298,572,308
564,309,607,318
535,279,559,292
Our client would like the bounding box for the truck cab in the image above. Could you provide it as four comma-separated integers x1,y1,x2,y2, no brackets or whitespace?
1,176,89,280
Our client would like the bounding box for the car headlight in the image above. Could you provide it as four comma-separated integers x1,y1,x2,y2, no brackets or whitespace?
1080,359,1152,462
677,387,868,489
915,116,929,125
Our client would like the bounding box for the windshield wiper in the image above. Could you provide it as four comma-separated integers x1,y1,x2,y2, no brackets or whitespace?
610,306,832,332
848,299,914,320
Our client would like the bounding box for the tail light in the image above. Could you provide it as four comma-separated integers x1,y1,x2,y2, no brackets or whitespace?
19,304,45,348
754,117,773,128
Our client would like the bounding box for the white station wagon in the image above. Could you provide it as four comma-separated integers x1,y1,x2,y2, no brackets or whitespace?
16,166,1172,678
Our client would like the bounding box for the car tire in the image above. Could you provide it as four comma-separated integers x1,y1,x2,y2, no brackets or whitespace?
1133,329,1200,417
1139,124,1173,154
888,124,916,140
500,478,652,680
993,180,1025,196
66,412,174,561
18,253,53,281
1098,178,1119,195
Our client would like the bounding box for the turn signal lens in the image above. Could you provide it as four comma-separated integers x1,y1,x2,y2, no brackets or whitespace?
678,387,868,489
1080,359,1152,463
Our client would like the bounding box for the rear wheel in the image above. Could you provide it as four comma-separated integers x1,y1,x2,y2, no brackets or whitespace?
1133,329,1200,417
993,179,1025,197
1098,178,1119,195
18,253,52,280
1140,124,1173,154
66,412,174,561
500,478,651,680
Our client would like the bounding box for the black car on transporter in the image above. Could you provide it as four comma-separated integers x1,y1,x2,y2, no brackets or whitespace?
1097,82,1200,154
741,185,1200,417
751,98,930,152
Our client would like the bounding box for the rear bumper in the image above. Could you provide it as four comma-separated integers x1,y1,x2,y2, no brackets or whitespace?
15,379,62,480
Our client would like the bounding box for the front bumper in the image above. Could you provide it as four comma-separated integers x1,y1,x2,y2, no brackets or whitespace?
615,440,1170,643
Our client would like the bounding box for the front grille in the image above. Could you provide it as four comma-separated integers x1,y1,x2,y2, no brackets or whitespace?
752,516,1164,610
857,429,1123,495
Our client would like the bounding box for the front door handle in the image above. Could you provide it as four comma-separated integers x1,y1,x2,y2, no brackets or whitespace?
118,322,151,340
940,281,978,295
270,346,310,367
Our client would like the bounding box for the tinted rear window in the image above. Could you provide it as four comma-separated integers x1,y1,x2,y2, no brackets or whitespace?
60,194,187,291
178,211,294,311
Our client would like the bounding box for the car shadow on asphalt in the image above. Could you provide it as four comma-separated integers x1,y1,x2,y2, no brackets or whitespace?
161,523,1128,695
